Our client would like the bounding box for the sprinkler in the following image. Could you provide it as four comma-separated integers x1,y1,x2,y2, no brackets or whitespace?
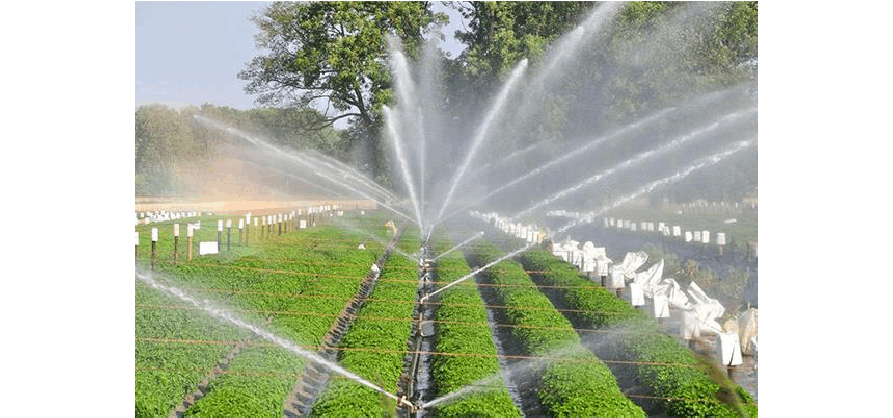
397,396,416,411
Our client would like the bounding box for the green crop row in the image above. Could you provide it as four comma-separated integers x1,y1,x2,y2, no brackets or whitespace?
517,249,645,328
136,219,385,417
428,238,522,417
467,240,645,417
517,248,758,417
135,285,257,417
311,228,420,416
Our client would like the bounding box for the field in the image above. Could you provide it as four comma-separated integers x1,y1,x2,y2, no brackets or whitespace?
135,208,757,417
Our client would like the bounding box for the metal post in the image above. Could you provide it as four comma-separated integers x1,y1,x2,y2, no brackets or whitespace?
135,231,139,264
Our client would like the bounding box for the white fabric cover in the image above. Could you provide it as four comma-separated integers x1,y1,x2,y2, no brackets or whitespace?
718,332,743,366
629,282,645,306
653,295,670,318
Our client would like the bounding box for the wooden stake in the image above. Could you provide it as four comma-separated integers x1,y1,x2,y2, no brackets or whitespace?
187,224,193,261
226,219,232,251
173,224,179,266
727,365,737,380
151,227,158,271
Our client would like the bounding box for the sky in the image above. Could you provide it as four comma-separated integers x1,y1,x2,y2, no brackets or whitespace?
135,1,467,111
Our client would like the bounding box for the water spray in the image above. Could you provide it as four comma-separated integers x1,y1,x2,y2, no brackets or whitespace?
549,138,756,240
510,107,757,220
433,58,529,226
383,105,424,230
430,106,677,229
431,231,484,262
193,115,410,218
135,272,404,404
420,242,535,304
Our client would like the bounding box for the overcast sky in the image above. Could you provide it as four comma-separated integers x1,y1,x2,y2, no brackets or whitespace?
135,1,467,111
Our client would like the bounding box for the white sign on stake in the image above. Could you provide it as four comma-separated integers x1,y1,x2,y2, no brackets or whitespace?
239,218,244,229
718,332,743,366
701,230,710,244
151,228,158,242
135,231,139,245
653,295,670,318
226,219,232,228
300,219,307,229
217,220,223,232
174,224,179,237
685,231,692,242
716,233,726,246
630,282,645,306
187,224,194,238
199,241,219,255
682,310,701,340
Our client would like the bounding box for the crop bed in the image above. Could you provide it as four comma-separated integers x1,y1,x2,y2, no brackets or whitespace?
135,212,390,417
426,231,521,417
136,211,757,417
310,227,420,416
466,240,645,417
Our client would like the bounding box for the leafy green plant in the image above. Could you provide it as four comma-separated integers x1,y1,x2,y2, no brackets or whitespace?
136,213,385,416
429,238,521,417
516,247,758,417
467,240,644,417
311,228,420,416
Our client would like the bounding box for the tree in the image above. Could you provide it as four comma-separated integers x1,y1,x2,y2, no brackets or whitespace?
238,1,447,179
453,1,592,82
135,104,197,194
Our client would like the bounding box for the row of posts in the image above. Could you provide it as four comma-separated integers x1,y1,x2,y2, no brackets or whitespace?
681,200,757,215
604,217,756,260
135,206,345,270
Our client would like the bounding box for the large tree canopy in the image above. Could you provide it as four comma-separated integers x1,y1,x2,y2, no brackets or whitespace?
239,1,447,129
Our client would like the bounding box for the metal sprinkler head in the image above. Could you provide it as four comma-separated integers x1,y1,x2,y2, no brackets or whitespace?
398,396,415,410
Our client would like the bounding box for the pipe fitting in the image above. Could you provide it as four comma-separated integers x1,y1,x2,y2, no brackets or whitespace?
398,396,415,410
